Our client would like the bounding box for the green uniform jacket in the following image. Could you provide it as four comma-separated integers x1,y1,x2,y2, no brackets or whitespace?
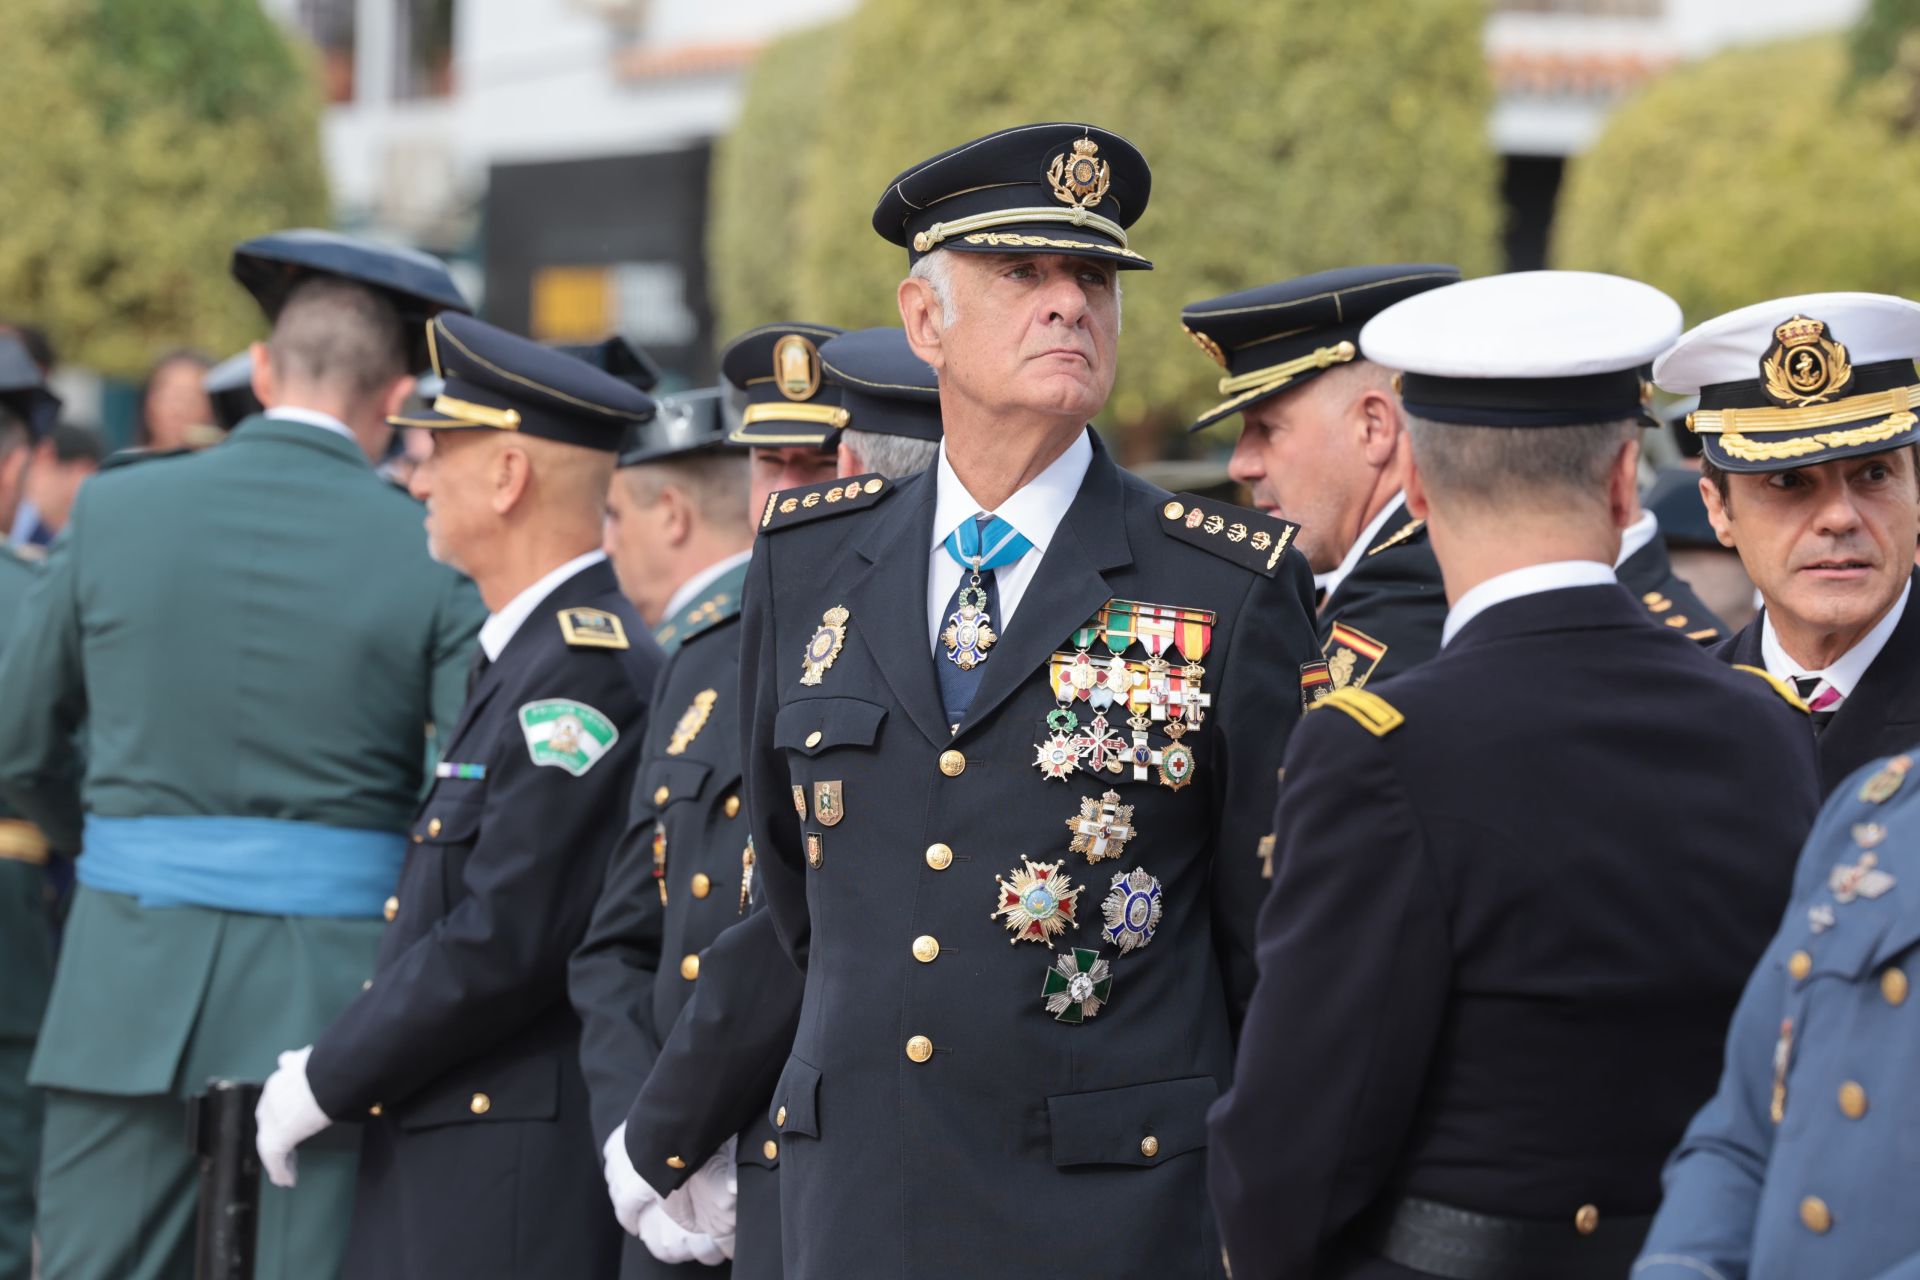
0,415,484,1095
0,545,56,1043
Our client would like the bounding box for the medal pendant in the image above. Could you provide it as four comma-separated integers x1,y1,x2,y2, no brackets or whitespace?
651,828,668,905
1829,851,1896,904
1042,947,1112,1023
1034,731,1080,780
1067,789,1137,862
942,584,998,670
1102,867,1163,953
992,858,1079,945
1069,713,1127,776
1157,740,1196,791
1860,754,1911,804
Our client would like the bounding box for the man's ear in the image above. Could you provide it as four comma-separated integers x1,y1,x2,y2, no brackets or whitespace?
492,443,532,516
898,276,945,373
1701,474,1737,549
1608,435,1642,530
249,341,276,409
1355,389,1400,467
378,374,418,424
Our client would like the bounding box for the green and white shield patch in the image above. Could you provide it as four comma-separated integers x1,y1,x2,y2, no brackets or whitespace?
518,699,619,776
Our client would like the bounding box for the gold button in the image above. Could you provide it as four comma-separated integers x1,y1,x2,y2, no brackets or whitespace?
667,1155,686,1170
724,795,741,818
905,1035,933,1063
469,1093,490,1115
653,785,670,806
1885,968,1910,1006
805,731,823,749
1839,1081,1868,1119
680,954,700,981
1789,950,1812,981
1801,1196,1831,1234
926,842,953,870
369,1104,382,1116
864,478,884,495
938,750,966,777
776,1106,787,1128
912,935,940,963
427,817,442,837
690,873,711,899
1575,1205,1600,1236
1140,1135,1160,1159
1162,500,1185,521
383,896,398,922
762,1139,778,1160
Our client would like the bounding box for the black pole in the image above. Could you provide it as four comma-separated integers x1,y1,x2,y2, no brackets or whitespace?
187,1079,262,1280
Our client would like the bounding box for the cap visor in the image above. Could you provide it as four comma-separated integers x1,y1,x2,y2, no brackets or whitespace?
1699,412,1920,473
939,224,1151,271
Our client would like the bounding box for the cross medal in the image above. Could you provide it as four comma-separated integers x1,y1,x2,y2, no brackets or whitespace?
942,559,998,670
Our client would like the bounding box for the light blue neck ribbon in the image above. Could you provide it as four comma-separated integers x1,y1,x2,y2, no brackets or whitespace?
943,514,1033,572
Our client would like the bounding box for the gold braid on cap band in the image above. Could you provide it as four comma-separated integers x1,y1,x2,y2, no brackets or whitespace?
430,395,522,430
912,206,1129,254
1196,341,1359,420
740,403,851,430
1688,384,1920,463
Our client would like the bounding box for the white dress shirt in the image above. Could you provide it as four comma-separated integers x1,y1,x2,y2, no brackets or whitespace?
1441,560,1617,648
925,430,1093,649
479,550,608,661
1614,509,1659,569
1760,578,1912,701
1320,492,1408,604
662,549,753,624
266,406,358,445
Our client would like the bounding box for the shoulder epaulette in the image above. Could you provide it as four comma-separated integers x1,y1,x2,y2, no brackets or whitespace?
1311,686,1405,737
97,446,194,474
558,607,630,650
1641,589,1720,642
1366,517,1427,557
759,474,893,532
1733,664,1809,713
668,589,742,650
1158,493,1299,577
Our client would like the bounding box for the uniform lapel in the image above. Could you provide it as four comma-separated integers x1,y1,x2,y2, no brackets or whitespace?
1819,572,1920,785
842,473,951,747
956,440,1132,736
1322,501,1415,618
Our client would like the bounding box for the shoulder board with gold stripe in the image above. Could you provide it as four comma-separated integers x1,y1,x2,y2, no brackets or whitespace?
760,474,892,532
1366,517,1427,557
1733,664,1809,713
558,607,630,650
1311,686,1405,737
1159,493,1299,577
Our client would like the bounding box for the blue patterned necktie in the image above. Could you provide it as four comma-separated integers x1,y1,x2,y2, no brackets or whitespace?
936,513,1032,728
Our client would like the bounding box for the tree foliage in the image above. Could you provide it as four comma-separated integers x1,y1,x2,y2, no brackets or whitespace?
0,0,330,377
1553,37,1920,326
1851,0,1920,82
711,0,1501,453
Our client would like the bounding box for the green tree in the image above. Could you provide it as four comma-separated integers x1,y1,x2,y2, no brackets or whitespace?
708,21,845,341
712,0,1501,456
0,0,329,378
1851,0,1920,81
1552,36,1920,325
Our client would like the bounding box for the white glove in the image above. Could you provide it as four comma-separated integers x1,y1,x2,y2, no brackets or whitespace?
661,1135,737,1244
603,1122,660,1237
255,1046,332,1188
637,1201,729,1265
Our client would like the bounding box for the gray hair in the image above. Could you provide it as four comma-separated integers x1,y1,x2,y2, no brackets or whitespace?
1405,415,1638,512
841,427,939,481
621,450,751,528
907,247,1122,332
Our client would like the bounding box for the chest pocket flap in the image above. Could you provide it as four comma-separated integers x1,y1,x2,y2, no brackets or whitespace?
641,758,713,810
1048,1075,1219,1168
773,697,887,757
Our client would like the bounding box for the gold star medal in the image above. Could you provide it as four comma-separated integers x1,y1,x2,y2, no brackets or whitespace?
799,606,849,686
1066,790,1136,863
991,858,1079,945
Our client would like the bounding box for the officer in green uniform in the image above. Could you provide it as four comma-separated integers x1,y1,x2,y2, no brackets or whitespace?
0,231,482,1280
0,334,64,1280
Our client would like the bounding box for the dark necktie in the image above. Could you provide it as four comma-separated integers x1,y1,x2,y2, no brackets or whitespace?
467,648,491,698
1793,675,1841,736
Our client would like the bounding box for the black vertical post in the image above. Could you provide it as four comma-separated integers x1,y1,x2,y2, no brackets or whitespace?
187,1079,262,1280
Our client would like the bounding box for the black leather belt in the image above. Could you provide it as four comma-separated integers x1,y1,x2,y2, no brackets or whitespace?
1358,1196,1652,1280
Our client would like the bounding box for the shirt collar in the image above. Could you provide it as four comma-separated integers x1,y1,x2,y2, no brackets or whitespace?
265,406,357,444
1614,509,1659,569
1442,560,1617,648
1320,492,1407,603
663,548,753,623
929,429,1094,555
1761,578,1912,699
479,550,607,661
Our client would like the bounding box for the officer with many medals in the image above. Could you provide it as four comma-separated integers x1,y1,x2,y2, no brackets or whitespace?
1208,272,1821,1280
611,326,947,1279
251,313,663,1279
716,122,1316,1278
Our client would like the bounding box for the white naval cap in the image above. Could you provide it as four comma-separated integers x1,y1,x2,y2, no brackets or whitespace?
1653,292,1920,473
1361,271,1682,426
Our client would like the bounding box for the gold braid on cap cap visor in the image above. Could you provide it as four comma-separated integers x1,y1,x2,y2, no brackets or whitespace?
1194,342,1358,422
1688,384,1920,463
912,206,1132,255
426,394,521,430
740,403,851,430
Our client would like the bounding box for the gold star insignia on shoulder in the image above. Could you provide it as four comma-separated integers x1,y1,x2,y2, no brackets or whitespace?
558,608,629,650
1159,493,1299,577
759,474,893,532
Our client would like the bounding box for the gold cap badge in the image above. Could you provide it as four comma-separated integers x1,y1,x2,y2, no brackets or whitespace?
1761,315,1854,408
1048,137,1110,210
1183,324,1228,369
773,334,822,402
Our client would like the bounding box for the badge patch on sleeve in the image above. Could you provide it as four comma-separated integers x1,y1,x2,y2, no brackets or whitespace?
518,700,619,776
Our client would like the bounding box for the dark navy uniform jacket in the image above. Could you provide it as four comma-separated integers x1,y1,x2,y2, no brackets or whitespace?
729,432,1317,1278
307,559,660,1280
1209,583,1820,1280
571,559,775,1280
1317,503,1444,692
1620,530,1725,645
1638,751,1920,1280
1716,572,1920,799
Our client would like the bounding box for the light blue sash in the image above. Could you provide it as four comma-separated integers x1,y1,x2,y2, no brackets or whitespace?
78,815,407,918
